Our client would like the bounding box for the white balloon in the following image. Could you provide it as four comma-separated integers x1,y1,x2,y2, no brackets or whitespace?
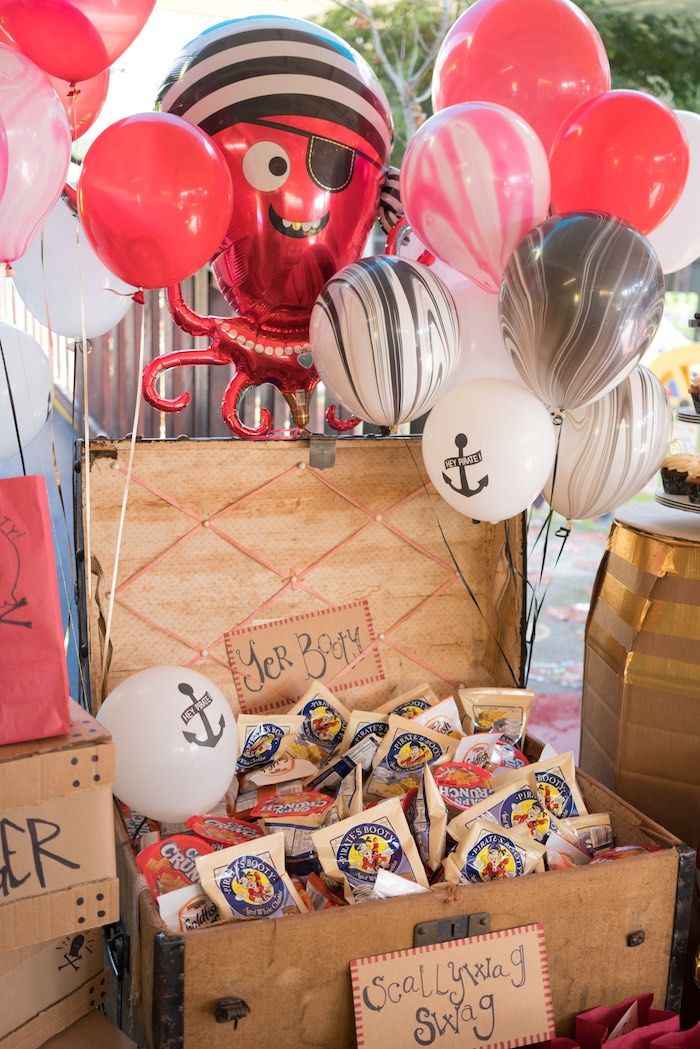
648,111,700,274
13,193,135,340
96,666,238,822
0,321,51,461
422,379,557,523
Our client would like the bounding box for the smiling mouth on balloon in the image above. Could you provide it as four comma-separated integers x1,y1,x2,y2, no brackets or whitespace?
268,205,330,238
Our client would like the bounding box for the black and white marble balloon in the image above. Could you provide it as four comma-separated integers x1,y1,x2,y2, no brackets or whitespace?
310,256,460,427
499,212,665,411
544,366,671,521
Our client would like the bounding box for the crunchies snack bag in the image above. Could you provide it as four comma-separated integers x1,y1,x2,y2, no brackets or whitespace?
433,762,495,816
340,710,389,752
444,819,545,884
377,683,438,719
196,832,308,921
558,813,613,856
525,752,588,818
186,815,264,849
305,733,381,794
231,780,305,819
157,882,220,933
136,835,214,898
236,715,306,774
447,776,557,845
312,798,429,903
405,765,447,871
289,684,350,759
413,696,463,738
365,716,457,800
458,687,534,747
254,791,333,875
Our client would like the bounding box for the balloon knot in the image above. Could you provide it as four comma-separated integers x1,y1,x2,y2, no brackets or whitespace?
68,82,80,97
4,262,14,278
552,410,564,426
132,290,145,305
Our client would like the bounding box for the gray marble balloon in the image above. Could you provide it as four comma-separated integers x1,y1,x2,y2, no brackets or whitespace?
499,212,664,411
309,256,459,427
544,366,671,521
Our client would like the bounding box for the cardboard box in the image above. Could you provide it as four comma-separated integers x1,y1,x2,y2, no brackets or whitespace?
581,506,700,846
0,701,119,952
40,1012,136,1049
0,931,106,1049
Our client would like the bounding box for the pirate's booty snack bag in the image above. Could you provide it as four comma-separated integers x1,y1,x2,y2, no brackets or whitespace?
290,684,350,759
236,715,305,775
341,710,389,752
377,683,438,720
458,688,534,747
136,835,214,898
196,832,308,921
405,765,447,872
252,791,334,876
324,763,364,826
524,752,587,819
312,798,429,903
444,819,545,884
447,776,557,846
306,733,381,795
365,716,457,800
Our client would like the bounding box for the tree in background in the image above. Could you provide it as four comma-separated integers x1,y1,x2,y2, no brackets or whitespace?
316,0,700,161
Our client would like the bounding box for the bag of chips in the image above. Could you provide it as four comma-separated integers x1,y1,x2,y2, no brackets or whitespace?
413,696,464,738
243,752,320,787
236,715,306,774
444,819,545,884
341,710,389,752
559,813,613,856
447,776,557,845
305,734,381,794
136,835,214,898
454,734,529,773
196,832,308,921
157,882,220,933
544,828,591,871
312,797,429,903
432,762,494,816
365,716,457,800
231,780,305,819
254,791,333,876
304,872,344,910
525,752,588,819
324,763,364,826
377,684,438,719
458,688,534,746
373,869,430,898
405,765,447,871
186,815,264,849
289,684,350,759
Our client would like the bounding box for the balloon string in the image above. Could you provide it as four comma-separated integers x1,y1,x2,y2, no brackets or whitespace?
76,224,92,598
401,436,520,688
524,523,572,686
99,303,145,699
0,335,26,475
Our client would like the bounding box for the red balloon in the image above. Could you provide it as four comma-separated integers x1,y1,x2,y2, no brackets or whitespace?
0,0,155,82
549,90,690,234
78,113,234,290
432,0,611,152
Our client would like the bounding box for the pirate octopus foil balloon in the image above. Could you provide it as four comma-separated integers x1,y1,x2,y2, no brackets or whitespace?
142,16,399,438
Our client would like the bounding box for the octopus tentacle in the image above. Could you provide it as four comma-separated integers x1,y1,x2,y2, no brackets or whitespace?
222,370,273,440
167,284,218,338
142,346,233,412
326,404,361,432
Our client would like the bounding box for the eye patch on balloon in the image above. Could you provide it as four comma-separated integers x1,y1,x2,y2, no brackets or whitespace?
249,119,381,191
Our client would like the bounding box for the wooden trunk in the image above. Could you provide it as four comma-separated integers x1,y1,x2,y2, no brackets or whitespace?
75,438,693,1049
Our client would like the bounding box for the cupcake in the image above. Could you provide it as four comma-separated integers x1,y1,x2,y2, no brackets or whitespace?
660,453,695,495
690,377,700,414
687,466,700,505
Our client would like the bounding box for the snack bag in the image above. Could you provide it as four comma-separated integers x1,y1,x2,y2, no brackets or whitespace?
365,716,457,799
312,797,429,902
236,715,305,774
525,752,587,819
377,684,438,719
341,710,389,752
447,777,556,845
454,734,529,773
590,845,661,863
186,815,264,849
232,780,305,819
136,835,214,898
157,882,220,933
304,872,344,910
196,832,307,921
325,763,364,826
254,791,332,875
289,684,350,758
433,762,494,815
243,752,319,787
444,819,544,884
413,696,463,738
405,766,447,871
306,734,381,794
545,829,590,871
559,813,613,855
458,687,534,746
373,869,429,897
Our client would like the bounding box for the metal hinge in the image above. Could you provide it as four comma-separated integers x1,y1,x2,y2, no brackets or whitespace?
309,435,336,470
414,913,490,948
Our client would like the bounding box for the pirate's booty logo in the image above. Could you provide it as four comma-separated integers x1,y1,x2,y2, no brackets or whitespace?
442,433,488,499
301,697,345,745
337,822,403,883
467,833,524,882
220,855,285,918
387,733,442,773
178,682,225,749
503,789,553,843
237,722,286,770
537,770,576,818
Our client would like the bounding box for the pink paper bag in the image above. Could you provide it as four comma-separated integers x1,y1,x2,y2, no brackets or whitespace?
576,994,679,1049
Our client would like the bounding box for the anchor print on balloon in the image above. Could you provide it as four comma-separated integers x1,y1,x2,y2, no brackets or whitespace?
141,17,400,439
0,515,31,629
442,434,489,498
179,682,225,749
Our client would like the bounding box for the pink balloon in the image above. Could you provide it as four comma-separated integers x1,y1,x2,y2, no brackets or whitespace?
0,117,8,204
0,45,70,265
401,102,551,293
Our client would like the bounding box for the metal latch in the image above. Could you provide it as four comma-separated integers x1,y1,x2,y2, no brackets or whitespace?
215,997,251,1030
104,921,130,981
414,913,490,948
309,435,336,470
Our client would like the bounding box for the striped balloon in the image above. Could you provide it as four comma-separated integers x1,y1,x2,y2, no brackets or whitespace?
544,366,671,521
310,256,460,427
499,212,665,411
400,102,550,293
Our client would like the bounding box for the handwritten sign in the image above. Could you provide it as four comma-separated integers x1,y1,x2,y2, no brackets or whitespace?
350,924,554,1049
225,599,384,713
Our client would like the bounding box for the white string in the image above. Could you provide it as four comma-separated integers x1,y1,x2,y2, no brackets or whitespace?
76,224,92,598
99,303,145,698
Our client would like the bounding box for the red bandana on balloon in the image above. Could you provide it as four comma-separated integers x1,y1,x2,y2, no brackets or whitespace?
142,16,397,439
